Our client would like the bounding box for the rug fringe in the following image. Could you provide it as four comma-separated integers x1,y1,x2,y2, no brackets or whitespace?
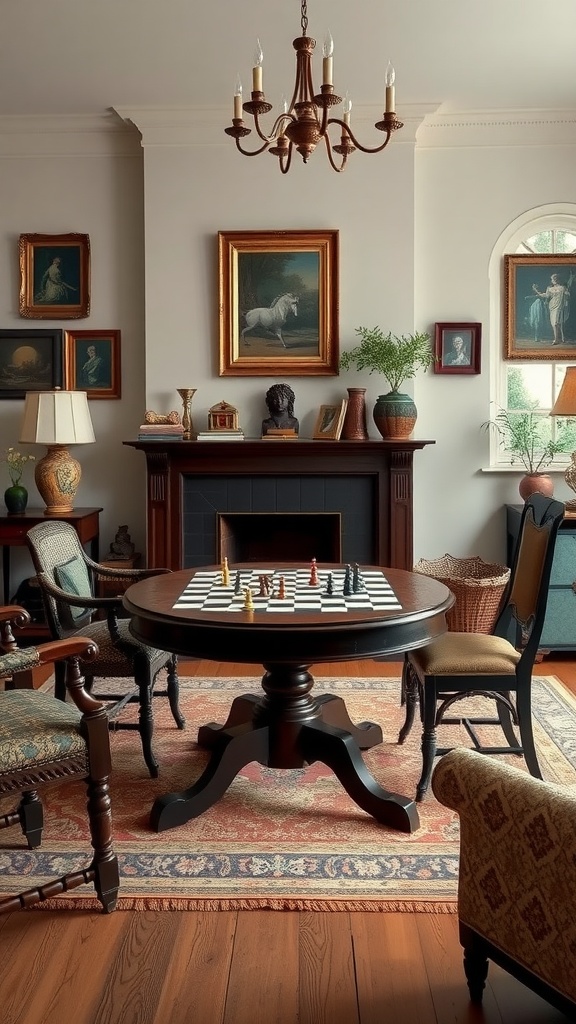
27,896,458,913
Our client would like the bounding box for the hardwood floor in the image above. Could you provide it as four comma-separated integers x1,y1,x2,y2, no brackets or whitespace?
1,657,575,1024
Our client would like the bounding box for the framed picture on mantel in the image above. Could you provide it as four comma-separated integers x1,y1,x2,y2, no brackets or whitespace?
218,228,339,376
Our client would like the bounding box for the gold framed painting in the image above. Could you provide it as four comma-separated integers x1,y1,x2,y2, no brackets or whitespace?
504,254,576,359
218,229,339,376
64,329,121,399
19,232,91,320
312,399,348,439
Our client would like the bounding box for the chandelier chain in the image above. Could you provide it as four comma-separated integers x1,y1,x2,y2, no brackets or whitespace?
300,0,308,36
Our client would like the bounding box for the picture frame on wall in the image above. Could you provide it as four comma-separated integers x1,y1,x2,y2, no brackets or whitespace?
312,399,348,439
218,228,339,376
0,328,63,398
504,254,576,359
19,232,91,320
434,322,481,375
64,329,121,399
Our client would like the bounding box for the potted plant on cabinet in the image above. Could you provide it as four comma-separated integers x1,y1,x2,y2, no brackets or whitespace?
483,405,576,500
339,327,433,439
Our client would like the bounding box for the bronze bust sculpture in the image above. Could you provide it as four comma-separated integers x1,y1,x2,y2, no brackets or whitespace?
262,383,299,436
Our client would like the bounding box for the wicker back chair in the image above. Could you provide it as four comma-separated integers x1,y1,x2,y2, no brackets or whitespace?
0,605,118,913
26,520,185,778
399,493,565,800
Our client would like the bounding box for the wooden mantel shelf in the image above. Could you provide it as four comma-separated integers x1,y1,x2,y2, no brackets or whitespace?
124,438,435,571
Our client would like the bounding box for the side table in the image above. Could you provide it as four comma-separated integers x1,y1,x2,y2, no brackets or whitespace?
96,554,142,599
0,506,102,613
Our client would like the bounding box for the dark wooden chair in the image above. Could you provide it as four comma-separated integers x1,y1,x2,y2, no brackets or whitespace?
398,493,565,800
0,605,119,913
26,520,184,778
433,747,576,1018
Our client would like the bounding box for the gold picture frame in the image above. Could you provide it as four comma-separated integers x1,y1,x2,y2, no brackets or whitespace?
19,232,91,320
64,329,121,399
218,229,339,376
504,254,576,359
312,399,348,440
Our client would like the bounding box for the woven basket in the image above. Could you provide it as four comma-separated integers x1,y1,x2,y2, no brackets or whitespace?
413,554,511,633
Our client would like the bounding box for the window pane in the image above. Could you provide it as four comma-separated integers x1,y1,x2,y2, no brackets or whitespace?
506,365,553,408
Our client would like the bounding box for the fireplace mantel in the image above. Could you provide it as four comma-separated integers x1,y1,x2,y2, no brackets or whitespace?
124,438,434,571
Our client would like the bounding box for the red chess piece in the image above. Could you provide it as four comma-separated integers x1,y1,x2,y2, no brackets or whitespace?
309,557,318,586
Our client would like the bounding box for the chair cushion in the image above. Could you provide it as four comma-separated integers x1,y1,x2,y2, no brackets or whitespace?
0,691,86,774
55,555,91,624
409,631,521,676
74,618,171,677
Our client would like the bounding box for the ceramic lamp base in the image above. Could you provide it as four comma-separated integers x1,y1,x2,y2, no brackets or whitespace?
35,445,82,514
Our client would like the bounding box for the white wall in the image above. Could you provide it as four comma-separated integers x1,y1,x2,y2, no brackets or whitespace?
1,108,575,594
0,118,146,591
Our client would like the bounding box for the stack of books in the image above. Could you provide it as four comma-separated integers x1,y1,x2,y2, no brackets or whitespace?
137,422,185,440
196,429,245,441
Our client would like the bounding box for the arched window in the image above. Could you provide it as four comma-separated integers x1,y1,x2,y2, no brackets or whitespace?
490,212,576,467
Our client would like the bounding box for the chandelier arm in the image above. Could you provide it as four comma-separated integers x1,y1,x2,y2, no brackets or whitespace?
234,136,274,157
326,118,393,154
279,144,294,174
323,133,347,173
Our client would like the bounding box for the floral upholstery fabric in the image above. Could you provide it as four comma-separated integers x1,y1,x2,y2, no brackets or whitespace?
432,747,576,1005
0,690,86,774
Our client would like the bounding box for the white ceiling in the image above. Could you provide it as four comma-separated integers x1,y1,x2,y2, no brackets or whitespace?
2,0,575,118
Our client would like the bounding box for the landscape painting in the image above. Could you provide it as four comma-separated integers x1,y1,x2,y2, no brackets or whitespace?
218,229,339,376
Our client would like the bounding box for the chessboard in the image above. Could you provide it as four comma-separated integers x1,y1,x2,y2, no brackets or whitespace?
172,565,402,614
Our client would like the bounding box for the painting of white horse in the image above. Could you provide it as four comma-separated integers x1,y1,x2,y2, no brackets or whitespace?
241,293,299,348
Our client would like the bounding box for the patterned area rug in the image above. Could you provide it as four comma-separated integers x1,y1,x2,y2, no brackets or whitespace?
2,675,576,912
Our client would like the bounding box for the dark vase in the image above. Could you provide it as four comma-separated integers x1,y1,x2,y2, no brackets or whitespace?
341,387,369,440
4,484,28,514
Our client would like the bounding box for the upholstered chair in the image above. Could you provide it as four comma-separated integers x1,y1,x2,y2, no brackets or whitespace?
432,747,576,1018
0,605,119,913
26,520,184,778
399,493,564,800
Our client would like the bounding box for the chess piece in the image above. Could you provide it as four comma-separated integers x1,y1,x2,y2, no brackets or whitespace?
243,587,254,611
343,564,352,597
309,558,318,586
352,563,361,593
234,571,241,595
221,556,230,587
277,575,286,599
324,572,334,596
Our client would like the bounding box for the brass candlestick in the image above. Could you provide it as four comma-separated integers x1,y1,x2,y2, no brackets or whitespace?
177,388,197,440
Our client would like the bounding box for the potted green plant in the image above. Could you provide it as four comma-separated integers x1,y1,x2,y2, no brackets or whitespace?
482,405,575,500
339,327,433,439
1,447,35,514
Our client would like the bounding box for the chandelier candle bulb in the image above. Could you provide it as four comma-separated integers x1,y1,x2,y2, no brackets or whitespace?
343,94,352,125
385,62,395,113
234,77,243,118
252,39,263,92
322,32,333,86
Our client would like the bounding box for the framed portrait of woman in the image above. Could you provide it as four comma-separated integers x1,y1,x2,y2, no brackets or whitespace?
64,329,121,399
19,233,91,320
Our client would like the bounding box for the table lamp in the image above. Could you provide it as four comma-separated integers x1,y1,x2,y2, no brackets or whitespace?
19,389,95,514
550,365,576,511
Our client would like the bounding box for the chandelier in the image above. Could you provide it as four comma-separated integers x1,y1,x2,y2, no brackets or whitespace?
224,0,403,174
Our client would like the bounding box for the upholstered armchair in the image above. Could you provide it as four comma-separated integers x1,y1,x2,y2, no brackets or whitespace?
0,605,119,913
432,747,576,1018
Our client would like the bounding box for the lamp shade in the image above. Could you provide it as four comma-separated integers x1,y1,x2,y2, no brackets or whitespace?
20,389,95,445
550,367,576,417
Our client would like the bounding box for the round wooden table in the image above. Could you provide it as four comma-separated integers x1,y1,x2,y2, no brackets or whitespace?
123,564,454,835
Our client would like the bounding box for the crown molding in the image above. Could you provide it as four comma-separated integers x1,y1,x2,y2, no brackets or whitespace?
417,107,576,147
0,111,139,157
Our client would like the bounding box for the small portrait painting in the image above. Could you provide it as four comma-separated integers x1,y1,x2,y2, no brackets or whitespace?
434,322,481,375
64,329,121,399
19,233,91,319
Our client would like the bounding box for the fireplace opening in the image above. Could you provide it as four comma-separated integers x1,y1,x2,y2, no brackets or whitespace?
218,513,342,564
